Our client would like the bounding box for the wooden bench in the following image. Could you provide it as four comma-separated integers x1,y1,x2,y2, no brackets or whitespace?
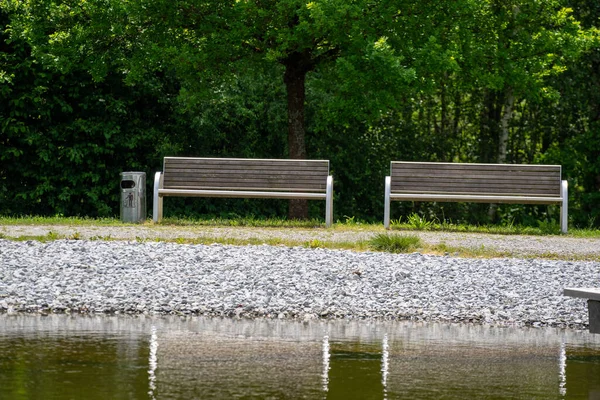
564,288,600,334
384,161,568,233
153,157,333,226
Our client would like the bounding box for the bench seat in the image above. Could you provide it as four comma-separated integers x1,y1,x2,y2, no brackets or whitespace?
384,161,568,233
153,157,333,226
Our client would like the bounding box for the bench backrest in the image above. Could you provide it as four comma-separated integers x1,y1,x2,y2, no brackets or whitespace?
163,157,330,192
390,162,562,197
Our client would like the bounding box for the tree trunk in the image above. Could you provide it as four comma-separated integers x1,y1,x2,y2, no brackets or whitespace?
488,87,515,220
479,89,500,163
440,72,448,139
498,86,514,164
452,91,461,159
283,51,312,220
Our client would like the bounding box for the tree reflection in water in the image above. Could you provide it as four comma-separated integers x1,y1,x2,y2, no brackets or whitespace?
1,315,600,399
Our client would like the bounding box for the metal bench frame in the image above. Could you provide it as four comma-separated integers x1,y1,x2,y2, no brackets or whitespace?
384,161,568,233
153,157,334,227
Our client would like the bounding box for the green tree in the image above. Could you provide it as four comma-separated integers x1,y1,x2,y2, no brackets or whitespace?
536,0,600,227
3,0,416,220
3,0,597,226
0,5,194,216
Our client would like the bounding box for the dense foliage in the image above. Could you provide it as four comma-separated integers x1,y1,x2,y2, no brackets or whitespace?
1,0,599,227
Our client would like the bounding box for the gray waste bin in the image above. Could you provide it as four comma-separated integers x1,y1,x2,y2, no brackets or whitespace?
120,172,146,223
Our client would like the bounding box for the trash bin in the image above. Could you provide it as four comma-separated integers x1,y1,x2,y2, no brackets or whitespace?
120,172,146,223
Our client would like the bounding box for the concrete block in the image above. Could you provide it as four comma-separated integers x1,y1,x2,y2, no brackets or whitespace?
589,300,600,334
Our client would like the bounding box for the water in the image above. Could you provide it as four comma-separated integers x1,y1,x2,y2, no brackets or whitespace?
1,315,599,399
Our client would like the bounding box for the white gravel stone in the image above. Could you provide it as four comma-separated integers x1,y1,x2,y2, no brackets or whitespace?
0,239,598,329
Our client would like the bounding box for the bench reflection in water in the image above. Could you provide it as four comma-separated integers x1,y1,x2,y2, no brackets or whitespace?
150,318,600,399
0,315,599,399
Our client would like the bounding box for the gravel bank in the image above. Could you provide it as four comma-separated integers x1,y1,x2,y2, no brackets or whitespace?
0,238,597,329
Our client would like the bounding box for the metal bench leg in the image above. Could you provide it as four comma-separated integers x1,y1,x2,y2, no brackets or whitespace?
153,172,164,223
384,176,391,229
326,176,333,228
561,180,568,234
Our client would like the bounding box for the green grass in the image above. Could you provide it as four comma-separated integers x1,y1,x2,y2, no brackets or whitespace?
1,215,599,261
369,233,422,253
0,215,121,226
3,230,596,261
160,216,327,228
389,213,600,238
1,214,600,238
0,215,329,229
405,213,435,230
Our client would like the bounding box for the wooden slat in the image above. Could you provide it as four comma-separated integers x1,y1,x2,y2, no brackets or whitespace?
392,171,560,181
390,188,560,197
391,182,559,194
391,189,560,197
163,175,327,191
390,162,561,197
391,185,560,196
391,177,559,186
162,157,329,192
165,168,329,178
165,156,329,162
164,179,326,187
391,161,560,173
391,170,560,180
164,183,326,192
165,157,329,169
389,193,563,205
392,176,560,186
164,176,327,184
167,165,329,173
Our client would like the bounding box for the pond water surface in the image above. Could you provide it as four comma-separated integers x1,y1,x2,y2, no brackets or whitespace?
0,315,599,399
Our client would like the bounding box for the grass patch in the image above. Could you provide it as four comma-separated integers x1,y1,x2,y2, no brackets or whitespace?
406,213,435,230
369,233,422,253
2,214,600,238
0,215,120,226
427,242,510,259
1,222,598,260
159,216,326,228
389,215,600,238
5,231,65,242
0,214,328,228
